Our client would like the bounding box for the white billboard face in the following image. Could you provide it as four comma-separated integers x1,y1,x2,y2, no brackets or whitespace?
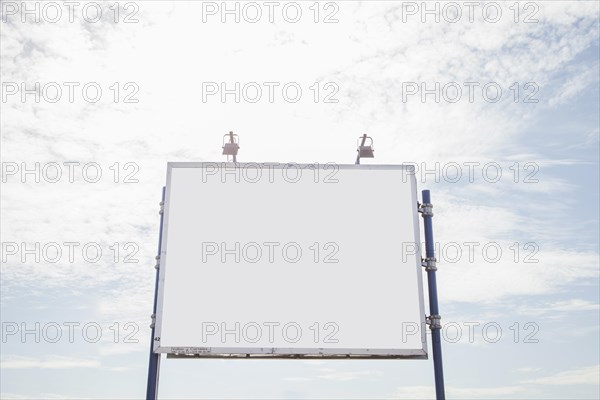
154,163,427,358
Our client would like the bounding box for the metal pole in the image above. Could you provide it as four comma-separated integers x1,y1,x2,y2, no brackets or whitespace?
146,187,166,400
420,190,445,400
355,134,367,165
229,131,237,163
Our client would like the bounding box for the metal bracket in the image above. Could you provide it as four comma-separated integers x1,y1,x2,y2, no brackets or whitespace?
158,201,164,215
150,313,156,329
422,257,437,271
418,202,433,216
426,314,442,330
154,255,160,270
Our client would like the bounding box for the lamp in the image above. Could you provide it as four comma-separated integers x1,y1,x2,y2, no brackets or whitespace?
355,134,374,164
222,131,240,162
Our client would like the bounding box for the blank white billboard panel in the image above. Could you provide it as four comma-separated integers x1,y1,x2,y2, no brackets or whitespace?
154,163,427,358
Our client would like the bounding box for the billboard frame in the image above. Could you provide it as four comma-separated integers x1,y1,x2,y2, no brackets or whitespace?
153,162,427,359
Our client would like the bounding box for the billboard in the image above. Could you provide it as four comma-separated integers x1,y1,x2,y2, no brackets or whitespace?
154,162,427,358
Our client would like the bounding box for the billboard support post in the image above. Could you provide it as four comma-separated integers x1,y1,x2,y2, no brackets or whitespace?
419,190,445,400
146,187,166,400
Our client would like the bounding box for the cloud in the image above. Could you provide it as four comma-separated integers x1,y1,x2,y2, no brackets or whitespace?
0,394,93,400
395,384,526,399
516,299,600,317
548,62,600,108
315,368,383,381
439,248,599,303
522,365,600,386
282,377,314,382
1,355,100,369
515,367,542,373
447,385,526,398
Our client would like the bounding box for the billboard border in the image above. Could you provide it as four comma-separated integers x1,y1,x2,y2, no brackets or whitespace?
153,162,427,359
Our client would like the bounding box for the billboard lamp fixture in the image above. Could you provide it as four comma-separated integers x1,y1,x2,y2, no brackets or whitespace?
222,131,240,162
355,134,374,164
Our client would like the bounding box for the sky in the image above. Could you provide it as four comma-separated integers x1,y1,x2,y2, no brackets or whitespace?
1,0,599,399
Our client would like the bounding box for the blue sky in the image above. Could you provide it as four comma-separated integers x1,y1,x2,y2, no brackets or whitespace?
1,1,599,398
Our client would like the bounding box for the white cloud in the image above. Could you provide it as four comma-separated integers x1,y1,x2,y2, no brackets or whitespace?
447,385,527,398
282,377,314,382
522,365,600,385
515,367,542,373
0,394,93,400
1,355,100,369
548,62,600,108
395,384,526,399
315,368,383,381
516,299,600,317
439,248,599,303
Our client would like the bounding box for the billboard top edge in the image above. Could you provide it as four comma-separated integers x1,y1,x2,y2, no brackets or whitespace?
166,162,417,171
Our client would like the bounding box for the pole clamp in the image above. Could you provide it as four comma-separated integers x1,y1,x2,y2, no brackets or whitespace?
418,202,433,216
421,257,437,271
154,255,160,270
159,201,164,215
150,313,156,329
426,314,442,330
